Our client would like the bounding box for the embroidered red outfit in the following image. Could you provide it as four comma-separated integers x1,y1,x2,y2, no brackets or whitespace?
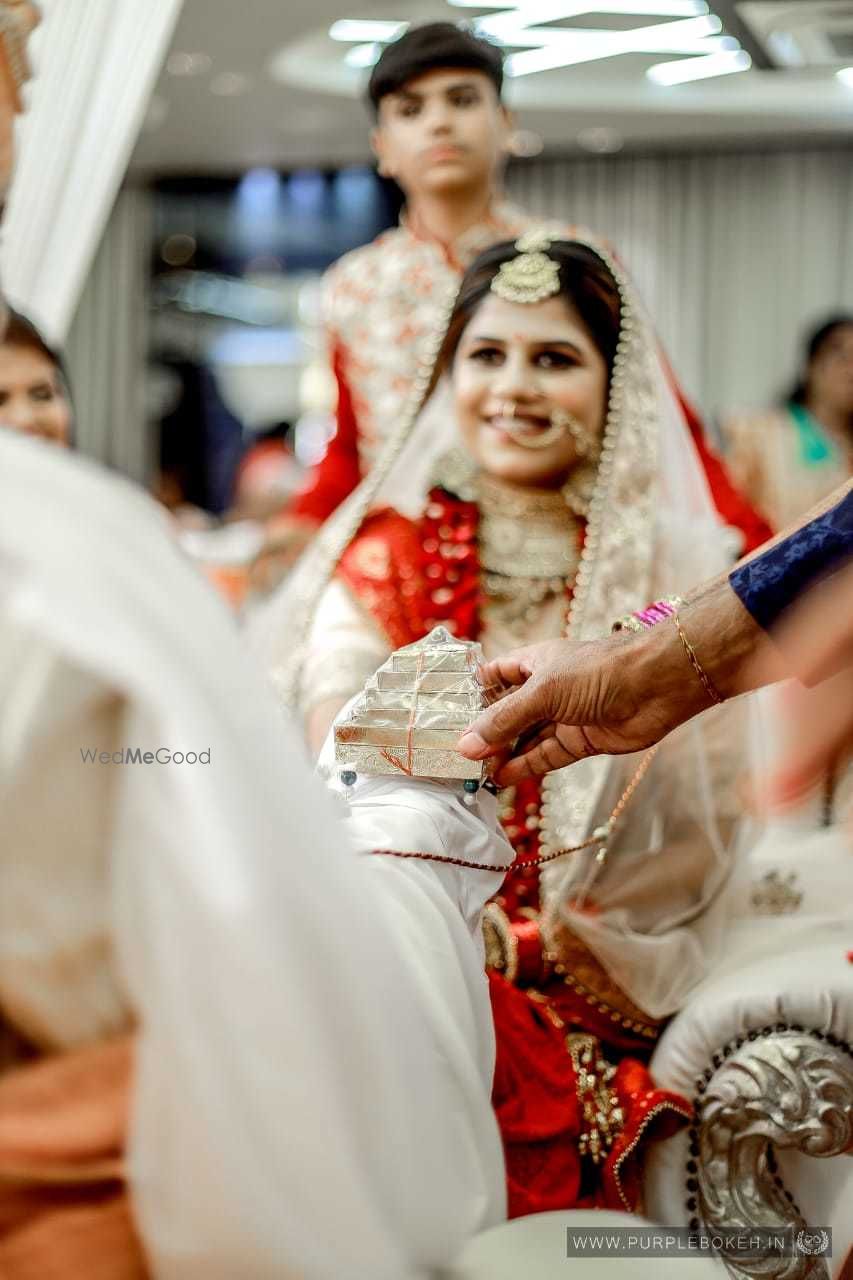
338,493,693,1217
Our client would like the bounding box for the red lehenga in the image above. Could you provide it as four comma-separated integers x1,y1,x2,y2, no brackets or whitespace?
337,491,693,1218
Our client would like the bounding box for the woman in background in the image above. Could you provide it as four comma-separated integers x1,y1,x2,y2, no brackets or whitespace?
0,307,72,447
723,314,853,531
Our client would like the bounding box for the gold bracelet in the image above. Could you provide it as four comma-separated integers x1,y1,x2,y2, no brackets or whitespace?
674,612,724,706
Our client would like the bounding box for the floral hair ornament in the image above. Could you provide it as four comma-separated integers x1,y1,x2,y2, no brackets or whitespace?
490,226,563,306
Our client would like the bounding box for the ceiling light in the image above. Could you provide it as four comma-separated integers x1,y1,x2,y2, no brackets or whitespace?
577,126,624,152
508,128,545,155
345,43,383,68
210,72,252,96
837,67,853,87
452,0,709,12
329,20,407,42
647,48,751,83
505,13,723,75
501,12,720,49
329,4,736,81
167,52,212,78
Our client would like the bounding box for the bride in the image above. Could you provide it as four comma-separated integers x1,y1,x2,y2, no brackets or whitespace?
266,230,759,1216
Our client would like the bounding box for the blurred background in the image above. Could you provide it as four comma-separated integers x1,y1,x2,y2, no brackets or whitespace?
2,0,851,512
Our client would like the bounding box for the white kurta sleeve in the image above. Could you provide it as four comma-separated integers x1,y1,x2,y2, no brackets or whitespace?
299,576,392,716
121,721,508,1280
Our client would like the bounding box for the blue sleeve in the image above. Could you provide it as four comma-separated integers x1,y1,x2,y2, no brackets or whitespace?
729,489,853,631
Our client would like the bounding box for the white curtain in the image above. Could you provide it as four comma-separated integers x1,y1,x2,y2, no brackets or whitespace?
507,147,853,424
64,187,153,483
0,0,182,343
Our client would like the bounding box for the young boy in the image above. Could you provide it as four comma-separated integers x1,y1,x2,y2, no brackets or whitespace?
263,23,543,564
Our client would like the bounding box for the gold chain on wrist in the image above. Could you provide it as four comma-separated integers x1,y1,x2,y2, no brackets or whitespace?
673,611,724,706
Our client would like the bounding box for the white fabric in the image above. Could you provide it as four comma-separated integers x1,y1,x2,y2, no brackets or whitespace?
443,1211,725,1278
1,0,181,341
319,728,514,1094
302,577,390,715
0,433,506,1278
507,148,853,422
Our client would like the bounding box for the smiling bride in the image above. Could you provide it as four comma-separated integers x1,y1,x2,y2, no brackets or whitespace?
266,230,761,1218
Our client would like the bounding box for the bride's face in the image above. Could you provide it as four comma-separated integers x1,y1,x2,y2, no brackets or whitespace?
452,291,609,488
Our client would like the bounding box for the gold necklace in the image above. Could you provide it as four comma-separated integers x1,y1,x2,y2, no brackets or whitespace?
476,472,582,582
430,451,583,631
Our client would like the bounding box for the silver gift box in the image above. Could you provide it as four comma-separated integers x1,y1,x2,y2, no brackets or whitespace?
334,626,487,782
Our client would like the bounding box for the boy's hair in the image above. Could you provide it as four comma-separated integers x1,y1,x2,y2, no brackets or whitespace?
367,22,504,115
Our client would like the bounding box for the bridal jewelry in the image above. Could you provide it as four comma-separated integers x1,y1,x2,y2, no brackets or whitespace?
562,461,599,518
499,404,597,455
502,405,570,452
491,228,562,306
477,472,581,635
551,407,597,459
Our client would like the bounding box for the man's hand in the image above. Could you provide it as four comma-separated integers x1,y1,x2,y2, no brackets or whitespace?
457,628,698,785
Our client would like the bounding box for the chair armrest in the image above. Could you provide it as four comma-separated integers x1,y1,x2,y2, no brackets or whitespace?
648,928,853,1278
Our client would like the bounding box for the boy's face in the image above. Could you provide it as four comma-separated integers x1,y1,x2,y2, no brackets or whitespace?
372,67,511,201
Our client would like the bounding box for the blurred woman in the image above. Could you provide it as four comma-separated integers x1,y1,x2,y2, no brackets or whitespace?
723,315,853,530
0,307,72,447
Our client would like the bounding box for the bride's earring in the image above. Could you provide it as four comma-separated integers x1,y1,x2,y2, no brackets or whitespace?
550,407,596,459
550,408,600,516
562,462,598,518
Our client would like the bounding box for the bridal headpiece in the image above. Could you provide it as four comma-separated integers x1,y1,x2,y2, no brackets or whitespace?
491,227,562,306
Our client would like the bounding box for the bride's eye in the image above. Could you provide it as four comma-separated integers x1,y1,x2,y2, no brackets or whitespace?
469,346,504,365
535,350,576,370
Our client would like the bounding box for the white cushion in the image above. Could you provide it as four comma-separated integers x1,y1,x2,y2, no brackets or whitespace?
442,1211,725,1277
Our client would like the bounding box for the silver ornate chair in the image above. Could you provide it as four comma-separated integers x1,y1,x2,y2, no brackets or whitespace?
645,826,853,1279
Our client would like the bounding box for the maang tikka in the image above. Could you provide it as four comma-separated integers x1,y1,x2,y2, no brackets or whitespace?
491,228,562,306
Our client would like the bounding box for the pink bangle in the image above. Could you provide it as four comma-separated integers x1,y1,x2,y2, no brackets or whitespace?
612,595,685,634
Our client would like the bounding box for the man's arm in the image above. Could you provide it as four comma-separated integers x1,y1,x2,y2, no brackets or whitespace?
458,482,853,783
